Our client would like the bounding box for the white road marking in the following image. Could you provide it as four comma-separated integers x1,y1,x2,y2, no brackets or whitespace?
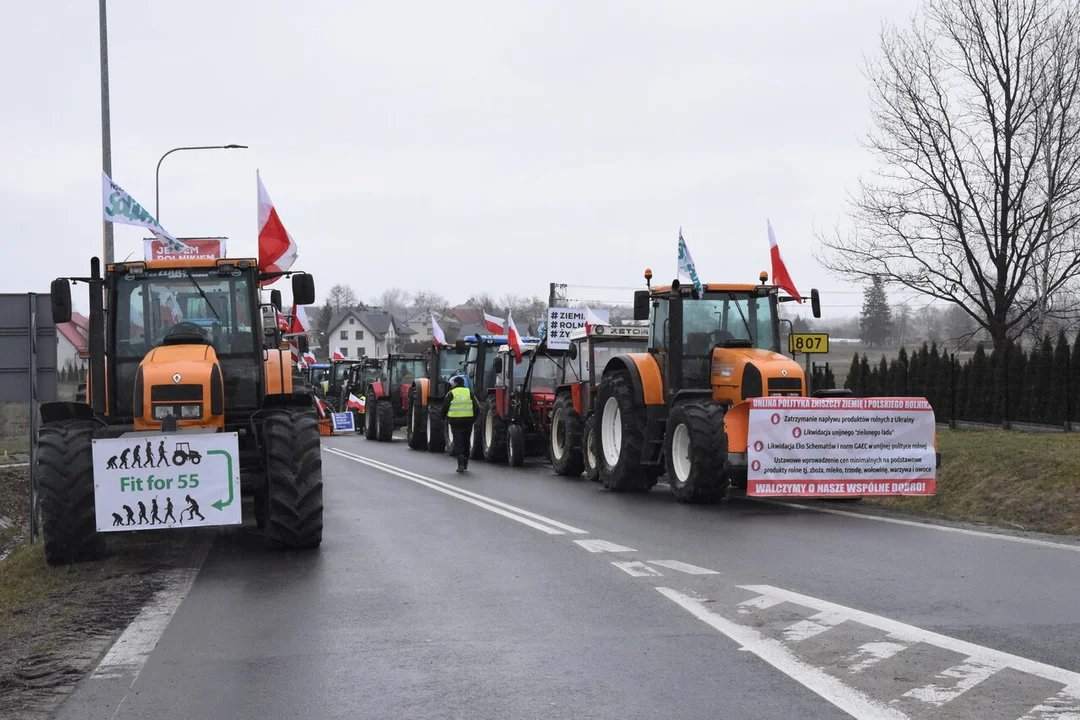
0,462,30,468
736,594,786,614
573,539,636,553
1018,685,1080,719
657,587,907,720
844,642,909,673
762,500,1080,554
611,561,664,577
901,658,1004,706
326,448,586,535
646,559,719,575
782,610,849,643
92,543,209,683
739,585,1080,690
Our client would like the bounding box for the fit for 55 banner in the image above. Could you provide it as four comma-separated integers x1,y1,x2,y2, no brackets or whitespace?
746,397,937,497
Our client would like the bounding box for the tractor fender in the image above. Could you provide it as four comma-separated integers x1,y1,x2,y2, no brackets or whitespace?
368,381,386,400
601,353,664,406
723,400,750,453
414,377,431,408
40,401,96,425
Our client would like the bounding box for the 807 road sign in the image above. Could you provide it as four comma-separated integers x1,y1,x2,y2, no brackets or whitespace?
788,333,829,354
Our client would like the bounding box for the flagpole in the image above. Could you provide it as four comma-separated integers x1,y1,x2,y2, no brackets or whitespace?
98,0,113,265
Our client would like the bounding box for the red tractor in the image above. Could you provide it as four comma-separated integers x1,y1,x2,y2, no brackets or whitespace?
362,353,427,442
480,339,563,466
549,324,650,480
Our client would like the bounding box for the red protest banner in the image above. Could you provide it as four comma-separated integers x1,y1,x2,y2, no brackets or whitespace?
143,237,227,261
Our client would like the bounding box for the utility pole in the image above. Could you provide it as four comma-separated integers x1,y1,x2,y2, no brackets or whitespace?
99,0,114,265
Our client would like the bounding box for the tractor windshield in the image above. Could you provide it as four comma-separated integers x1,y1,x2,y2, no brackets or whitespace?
438,350,468,383
527,355,562,393
388,360,425,387
590,340,646,384
682,294,778,353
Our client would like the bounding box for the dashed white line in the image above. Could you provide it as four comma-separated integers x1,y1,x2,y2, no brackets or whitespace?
902,658,1004,707
782,610,849,644
1018,685,1080,719
844,642,909,673
737,595,786,614
611,561,664,577
646,559,719,575
326,447,587,536
574,539,636,553
657,587,907,720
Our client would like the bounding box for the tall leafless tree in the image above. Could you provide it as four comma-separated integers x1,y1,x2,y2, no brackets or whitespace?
819,0,1080,349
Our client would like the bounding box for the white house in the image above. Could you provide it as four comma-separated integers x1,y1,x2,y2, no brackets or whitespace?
56,312,89,375
326,309,416,359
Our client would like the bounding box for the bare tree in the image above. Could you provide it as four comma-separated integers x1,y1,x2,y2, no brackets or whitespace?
325,284,359,311
819,0,1080,349
371,288,411,317
463,292,499,312
411,290,449,313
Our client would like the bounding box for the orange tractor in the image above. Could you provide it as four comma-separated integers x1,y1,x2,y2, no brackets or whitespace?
40,256,322,564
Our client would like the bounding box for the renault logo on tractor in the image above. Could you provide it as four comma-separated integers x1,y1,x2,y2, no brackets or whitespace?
173,373,182,383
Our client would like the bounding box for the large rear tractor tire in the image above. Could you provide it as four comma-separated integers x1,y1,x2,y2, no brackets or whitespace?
665,401,728,505
426,401,446,453
264,409,323,550
37,420,105,565
376,400,394,442
582,414,600,482
407,387,427,450
550,394,584,477
596,371,652,492
508,424,526,467
482,397,507,463
363,386,378,440
470,413,485,460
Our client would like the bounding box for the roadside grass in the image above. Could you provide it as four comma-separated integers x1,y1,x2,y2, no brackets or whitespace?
0,543,68,631
867,430,1080,535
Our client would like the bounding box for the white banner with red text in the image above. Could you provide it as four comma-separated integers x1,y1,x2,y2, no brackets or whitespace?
746,397,937,497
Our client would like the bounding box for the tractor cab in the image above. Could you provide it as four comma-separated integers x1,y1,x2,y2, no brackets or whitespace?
362,352,427,441
481,338,562,465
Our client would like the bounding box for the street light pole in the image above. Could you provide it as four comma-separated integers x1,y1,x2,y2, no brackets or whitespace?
155,144,249,221
99,0,113,265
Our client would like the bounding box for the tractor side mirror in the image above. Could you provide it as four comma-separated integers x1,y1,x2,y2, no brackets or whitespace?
492,357,503,375
297,336,310,353
633,290,650,321
50,278,72,324
811,288,821,319
567,343,578,361
270,289,283,311
292,273,316,305
454,340,467,353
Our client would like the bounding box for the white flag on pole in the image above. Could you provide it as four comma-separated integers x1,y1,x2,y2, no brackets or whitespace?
102,173,189,253
677,228,703,295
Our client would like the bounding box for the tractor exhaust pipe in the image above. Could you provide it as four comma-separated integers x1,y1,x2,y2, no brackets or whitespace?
89,258,107,415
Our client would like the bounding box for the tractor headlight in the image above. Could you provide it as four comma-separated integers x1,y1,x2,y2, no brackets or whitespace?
153,405,175,420
180,404,202,419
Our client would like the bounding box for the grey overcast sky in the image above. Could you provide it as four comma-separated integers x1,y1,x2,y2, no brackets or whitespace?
1,0,921,315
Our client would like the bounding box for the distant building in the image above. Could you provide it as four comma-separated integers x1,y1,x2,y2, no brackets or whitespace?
56,312,89,376
326,308,416,358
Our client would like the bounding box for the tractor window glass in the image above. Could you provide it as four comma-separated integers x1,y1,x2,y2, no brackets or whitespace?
528,356,562,393
439,350,468,383
650,299,668,351
684,295,775,352
591,341,646,384
389,360,425,386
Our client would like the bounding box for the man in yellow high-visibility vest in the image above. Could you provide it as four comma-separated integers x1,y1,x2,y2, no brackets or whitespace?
442,375,480,473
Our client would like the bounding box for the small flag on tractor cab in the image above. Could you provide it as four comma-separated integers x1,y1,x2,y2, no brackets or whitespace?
483,310,505,335
767,219,802,302
332,348,346,361
506,311,524,364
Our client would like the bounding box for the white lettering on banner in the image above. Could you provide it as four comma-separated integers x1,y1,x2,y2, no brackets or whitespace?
91,433,242,532
143,237,226,261
747,397,937,497
545,307,609,350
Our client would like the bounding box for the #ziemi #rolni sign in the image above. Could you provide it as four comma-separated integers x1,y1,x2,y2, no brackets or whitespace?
746,397,937,497
91,433,241,532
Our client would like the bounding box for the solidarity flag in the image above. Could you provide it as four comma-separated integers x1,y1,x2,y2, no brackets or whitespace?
767,220,802,302
677,228,703,296
102,173,190,253
257,171,299,286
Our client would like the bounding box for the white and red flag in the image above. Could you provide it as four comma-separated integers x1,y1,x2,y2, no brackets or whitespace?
314,396,329,418
332,347,346,360
289,303,310,334
768,220,802,302
483,310,505,334
347,393,366,412
584,307,605,334
302,351,317,365
257,171,299,286
506,311,524,364
431,313,448,346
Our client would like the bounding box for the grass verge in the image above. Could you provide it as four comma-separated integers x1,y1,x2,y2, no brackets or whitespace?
867,429,1080,535
0,543,67,618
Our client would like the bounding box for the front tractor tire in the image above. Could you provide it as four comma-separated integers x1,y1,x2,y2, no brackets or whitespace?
482,397,507,463
582,415,600,482
426,400,446,453
550,394,584,477
596,371,653,492
363,387,378,440
407,387,427,450
665,402,728,505
508,424,526,467
37,420,105,565
264,409,324,550
376,400,395,442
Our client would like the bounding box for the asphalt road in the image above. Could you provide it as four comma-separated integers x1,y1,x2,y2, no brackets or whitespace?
54,433,1080,720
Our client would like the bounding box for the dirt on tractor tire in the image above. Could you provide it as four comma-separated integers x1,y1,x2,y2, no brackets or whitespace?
0,466,205,719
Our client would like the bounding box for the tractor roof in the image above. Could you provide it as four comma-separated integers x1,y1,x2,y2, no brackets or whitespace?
108,257,259,272
650,283,770,295
568,324,650,342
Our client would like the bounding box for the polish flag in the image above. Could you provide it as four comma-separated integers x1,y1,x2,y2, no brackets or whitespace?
314,396,329,418
768,220,802,302
347,393,365,411
302,351,317,365
276,309,290,333
332,347,346,360
483,310,505,334
257,171,299,287
584,307,605,334
506,311,524,364
431,313,448,346
289,303,310,334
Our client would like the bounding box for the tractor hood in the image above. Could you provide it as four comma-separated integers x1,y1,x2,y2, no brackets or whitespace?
711,346,804,405
134,344,225,430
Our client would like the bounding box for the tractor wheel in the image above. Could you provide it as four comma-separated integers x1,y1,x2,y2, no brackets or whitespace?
426,401,446,453
550,394,584,477
376,400,394,442
508,424,526,467
37,420,105,565
482,397,507,463
264,409,323,550
470,415,485,460
582,414,600,482
407,387,427,450
363,387,378,440
665,401,728,505
596,371,652,492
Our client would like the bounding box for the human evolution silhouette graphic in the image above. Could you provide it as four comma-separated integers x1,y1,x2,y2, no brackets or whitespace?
104,439,203,470
110,495,204,527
